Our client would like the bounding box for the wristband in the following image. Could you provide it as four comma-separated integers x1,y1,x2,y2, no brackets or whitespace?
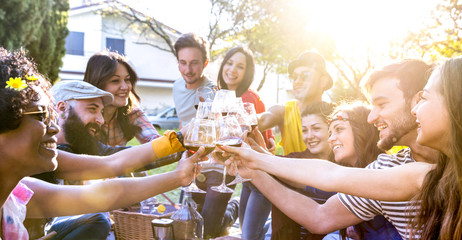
176,131,185,148
151,131,185,159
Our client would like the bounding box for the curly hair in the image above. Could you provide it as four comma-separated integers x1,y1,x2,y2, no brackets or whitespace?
0,48,51,133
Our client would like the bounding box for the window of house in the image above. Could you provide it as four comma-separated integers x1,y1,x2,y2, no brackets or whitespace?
106,38,125,55
65,31,84,56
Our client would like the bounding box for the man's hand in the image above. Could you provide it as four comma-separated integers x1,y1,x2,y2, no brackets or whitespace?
176,147,207,186
267,138,276,154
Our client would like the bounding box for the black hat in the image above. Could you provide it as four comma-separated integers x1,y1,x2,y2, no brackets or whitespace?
288,52,333,90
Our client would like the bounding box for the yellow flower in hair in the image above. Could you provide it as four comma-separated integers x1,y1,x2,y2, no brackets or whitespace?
25,75,38,81
6,77,28,91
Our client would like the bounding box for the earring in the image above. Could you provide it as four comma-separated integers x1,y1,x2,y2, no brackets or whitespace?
61,113,65,118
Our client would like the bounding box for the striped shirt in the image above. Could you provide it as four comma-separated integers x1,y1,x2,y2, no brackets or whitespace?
337,148,419,240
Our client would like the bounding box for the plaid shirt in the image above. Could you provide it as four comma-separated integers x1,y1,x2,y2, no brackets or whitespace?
100,108,160,147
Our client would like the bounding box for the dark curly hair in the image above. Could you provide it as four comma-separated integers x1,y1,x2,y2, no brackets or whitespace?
0,48,51,133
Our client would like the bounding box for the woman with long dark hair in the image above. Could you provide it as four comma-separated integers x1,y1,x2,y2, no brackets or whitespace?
83,50,159,146
217,46,275,239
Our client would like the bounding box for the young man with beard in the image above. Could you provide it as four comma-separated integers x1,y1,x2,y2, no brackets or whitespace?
172,33,238,239
172,32,216,127
225,60,440,240
258,52,333,155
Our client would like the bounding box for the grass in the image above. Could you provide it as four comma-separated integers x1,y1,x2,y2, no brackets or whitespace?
128,129,282,203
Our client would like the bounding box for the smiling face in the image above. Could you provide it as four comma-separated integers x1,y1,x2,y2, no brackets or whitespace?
412,71,450,155
67,98,104,136
328,112,357,166
291,66,325,104
177,47,206,87
4,88,59,175
301,114,330,159
367,77,417,150
222,52,247,91
103,63,132,108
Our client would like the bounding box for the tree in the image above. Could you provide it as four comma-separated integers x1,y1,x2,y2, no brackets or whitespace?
0,0,69,83
0,0,46,50
26,0,69,83
100,0,337,90
400,0,462,61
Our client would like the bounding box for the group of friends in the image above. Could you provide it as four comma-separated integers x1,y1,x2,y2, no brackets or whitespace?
0,30,461,240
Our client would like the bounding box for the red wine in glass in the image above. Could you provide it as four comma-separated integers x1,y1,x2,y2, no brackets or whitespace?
216,138,242,148
194,105,199,110
185,144,215,155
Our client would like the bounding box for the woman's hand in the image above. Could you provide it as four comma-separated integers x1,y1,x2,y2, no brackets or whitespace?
219,144,264,171
224,155,255,179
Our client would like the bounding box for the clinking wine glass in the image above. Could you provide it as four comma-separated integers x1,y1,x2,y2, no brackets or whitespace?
243,102,258,130
212,115,242,193
196,101,214,120
226,100,252,185
195,86,215,110
182,118,216,193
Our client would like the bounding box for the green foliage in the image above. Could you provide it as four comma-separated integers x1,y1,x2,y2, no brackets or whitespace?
0,0,69,83
26,0,69,83
401,0,462,61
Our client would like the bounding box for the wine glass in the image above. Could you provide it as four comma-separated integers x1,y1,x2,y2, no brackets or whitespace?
243,102,258,130
226,101,252,185
211,115,242,193
195,86,215,110
211,89,236,118
182,118,216,193
196,101,213,120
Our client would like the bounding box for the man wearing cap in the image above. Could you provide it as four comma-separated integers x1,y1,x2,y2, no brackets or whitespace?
27,80,187,239
51,80,127,156
258,52,333,155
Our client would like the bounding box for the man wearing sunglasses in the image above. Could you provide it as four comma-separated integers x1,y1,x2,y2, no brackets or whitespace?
258,52,333,155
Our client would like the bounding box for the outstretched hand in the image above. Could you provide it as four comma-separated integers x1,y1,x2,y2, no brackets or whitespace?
243,127,272,155
176,147,207,186
219,144,263,171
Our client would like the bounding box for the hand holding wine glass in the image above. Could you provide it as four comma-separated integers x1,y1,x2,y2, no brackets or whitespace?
182,118,216,193
212,115,246,191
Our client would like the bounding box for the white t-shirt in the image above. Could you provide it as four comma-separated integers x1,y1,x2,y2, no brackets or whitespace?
337,148,420,240
172,77,215,126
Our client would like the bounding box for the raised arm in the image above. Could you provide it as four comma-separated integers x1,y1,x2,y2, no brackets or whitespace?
222,146,433,201
25,149,202,218
250,170,362,234
257,104,285,132
55,131,185,180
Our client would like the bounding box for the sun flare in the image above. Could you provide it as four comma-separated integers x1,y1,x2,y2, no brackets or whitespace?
300,0,439,55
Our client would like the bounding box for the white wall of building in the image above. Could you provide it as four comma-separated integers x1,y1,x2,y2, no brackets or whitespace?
60,1,181,112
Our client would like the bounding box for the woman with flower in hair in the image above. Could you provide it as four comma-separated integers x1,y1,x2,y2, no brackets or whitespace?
83,50,159,146
0,47,201,240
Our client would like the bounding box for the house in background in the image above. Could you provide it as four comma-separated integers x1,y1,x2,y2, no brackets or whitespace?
60,0,181,112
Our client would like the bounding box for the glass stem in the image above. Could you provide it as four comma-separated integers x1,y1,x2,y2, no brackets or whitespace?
234,160,240,177
192,162,198,185
221,165,227,186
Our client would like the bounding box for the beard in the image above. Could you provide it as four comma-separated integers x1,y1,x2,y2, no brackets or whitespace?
63,109,101,155
377,105,417,151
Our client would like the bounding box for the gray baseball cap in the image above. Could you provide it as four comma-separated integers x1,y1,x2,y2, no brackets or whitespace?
51,80,113,106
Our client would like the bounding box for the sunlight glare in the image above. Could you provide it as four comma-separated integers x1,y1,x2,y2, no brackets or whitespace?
300,0,439,54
